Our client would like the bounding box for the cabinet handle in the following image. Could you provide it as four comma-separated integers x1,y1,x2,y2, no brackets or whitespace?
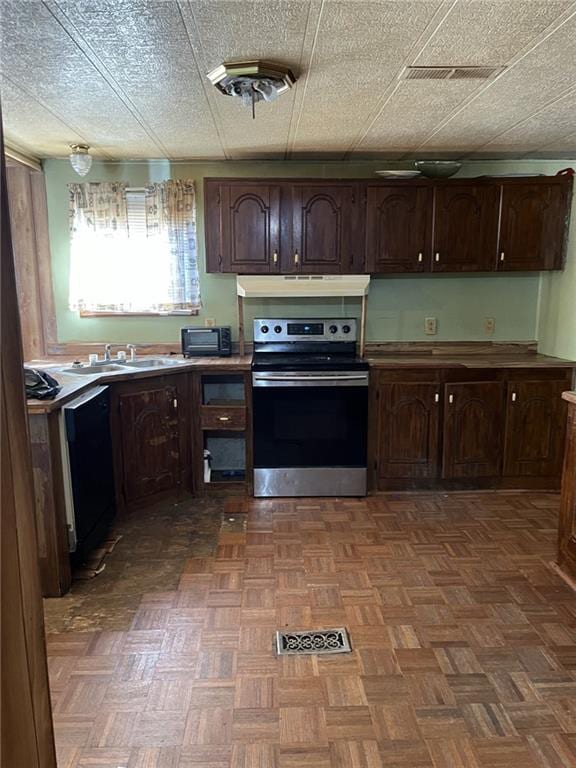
218,416,231,422
273,250,278,264
500,252,505,262
173,398,178,409
294,251,299,265
434,392,440,403
511,392,517,402
435,253,440,263
418,252,423,263
448,394,454,404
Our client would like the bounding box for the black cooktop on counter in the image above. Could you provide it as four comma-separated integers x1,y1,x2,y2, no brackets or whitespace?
251,352,369,372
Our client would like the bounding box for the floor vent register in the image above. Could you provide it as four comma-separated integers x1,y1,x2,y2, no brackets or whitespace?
275,628,352,655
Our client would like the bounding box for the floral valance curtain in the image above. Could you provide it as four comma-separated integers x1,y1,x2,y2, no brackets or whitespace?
68,179,200,315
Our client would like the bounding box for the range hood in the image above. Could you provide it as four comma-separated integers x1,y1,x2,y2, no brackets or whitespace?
236,274,370,298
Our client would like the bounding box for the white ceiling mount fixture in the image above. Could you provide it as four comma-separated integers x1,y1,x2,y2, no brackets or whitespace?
207,59,297,119
69,143,92,176
400,65,505,81
236,275,370,299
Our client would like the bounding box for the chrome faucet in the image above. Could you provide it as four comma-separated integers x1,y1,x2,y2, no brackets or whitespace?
127,344,137,361
104,343,112,361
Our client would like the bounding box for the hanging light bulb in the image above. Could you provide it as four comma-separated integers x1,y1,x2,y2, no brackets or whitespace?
69,144,92,176
254,79,279,102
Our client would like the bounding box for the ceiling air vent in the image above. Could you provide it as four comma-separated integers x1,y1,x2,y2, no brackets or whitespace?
401,65,504,81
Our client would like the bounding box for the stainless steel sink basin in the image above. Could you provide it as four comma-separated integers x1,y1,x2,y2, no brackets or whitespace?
121,358,182,368
62,364,126,374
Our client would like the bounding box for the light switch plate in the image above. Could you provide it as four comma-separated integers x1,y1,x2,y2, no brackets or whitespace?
484,317,495,335
204,318,216,327
425,317,437,335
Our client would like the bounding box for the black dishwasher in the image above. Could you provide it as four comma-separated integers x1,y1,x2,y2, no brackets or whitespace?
63,385,116,563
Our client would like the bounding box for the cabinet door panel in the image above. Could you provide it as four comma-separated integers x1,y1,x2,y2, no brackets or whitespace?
498,182,569,271
220,184,280,273
366,185,431,273
290,185,355,273
559,403,576,575
118,385,181,503
378,383,440,478
433,184,499,272
442,382,504,478
504,380,567,477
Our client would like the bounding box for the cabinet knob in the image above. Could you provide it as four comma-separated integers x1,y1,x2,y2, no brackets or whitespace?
294,251,300,265
273,250,278,264
448,394,454,404
418,252,423,263
173,399,178,409
218,415,231,422
500,252,505,262
435,253,440,262
511,392,517,402
434,392,440,403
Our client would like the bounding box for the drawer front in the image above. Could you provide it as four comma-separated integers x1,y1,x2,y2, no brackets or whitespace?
201,406,246,431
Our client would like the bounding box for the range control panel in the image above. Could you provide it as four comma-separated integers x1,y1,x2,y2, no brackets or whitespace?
253,318,357,343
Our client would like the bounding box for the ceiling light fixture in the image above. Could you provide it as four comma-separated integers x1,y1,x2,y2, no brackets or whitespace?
69,143,92,176
207,59,296,119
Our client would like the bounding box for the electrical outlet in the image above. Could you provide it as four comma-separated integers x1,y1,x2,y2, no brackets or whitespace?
425,317,437,335
484,317,495,335
204,317,216,328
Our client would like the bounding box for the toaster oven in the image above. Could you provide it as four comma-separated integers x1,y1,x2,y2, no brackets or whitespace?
181,326,232,357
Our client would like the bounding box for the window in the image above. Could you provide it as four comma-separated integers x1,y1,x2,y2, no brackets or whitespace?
68,180,201,315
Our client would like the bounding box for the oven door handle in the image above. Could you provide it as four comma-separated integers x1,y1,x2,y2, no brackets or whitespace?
252,373,369,387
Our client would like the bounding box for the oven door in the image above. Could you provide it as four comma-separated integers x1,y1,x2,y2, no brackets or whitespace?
252,371,368,496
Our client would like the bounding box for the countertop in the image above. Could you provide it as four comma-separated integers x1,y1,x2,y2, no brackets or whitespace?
26,351,575,414
563,391,576,406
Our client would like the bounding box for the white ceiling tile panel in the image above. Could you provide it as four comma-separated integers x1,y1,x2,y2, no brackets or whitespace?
415,0,573,66
417,13,576,152
48,0,226,158
181,0,310,158
290,0,444,154
0,0,163,157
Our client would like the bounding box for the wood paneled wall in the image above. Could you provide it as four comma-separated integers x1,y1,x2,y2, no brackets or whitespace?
1,138,57,763
6,161,57,360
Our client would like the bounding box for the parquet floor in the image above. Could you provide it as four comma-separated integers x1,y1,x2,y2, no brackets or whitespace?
48,493,576,767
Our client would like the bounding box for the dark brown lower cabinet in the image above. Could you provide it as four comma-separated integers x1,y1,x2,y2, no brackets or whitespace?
442,382,504,479
504,380,568,478
377,382,440,479
558,395,576,579
374,368,572,491
111,375,189,509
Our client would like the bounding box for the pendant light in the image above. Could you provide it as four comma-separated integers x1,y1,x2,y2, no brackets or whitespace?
69,144,93,176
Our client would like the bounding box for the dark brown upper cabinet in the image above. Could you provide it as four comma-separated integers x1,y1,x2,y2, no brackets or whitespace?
497,181,570,271
285,183,360,274
204,176,572,275
432,184,499,272
442,381,505,479
205,182,281,273
366,185,432,273
503,380,567,478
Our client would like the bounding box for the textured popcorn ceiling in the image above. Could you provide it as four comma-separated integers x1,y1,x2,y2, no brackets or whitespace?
2,0,576,160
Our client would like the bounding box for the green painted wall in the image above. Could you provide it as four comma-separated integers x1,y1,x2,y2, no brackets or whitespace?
43,158,573,349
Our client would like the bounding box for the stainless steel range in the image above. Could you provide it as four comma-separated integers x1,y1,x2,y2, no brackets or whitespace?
252,318,369,497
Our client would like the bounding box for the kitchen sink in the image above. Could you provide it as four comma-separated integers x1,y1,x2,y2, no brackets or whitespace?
121,358,182,368
62,364,127,374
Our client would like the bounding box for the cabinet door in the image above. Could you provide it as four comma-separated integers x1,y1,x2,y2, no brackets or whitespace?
559,403,576,576
289,184,356,273
366,185,431,273
442,382,504,478
378,382,440,478
498,182,570,271
117,384,181,503
433,184,499,272
504,380,567,477
220,184,280,273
